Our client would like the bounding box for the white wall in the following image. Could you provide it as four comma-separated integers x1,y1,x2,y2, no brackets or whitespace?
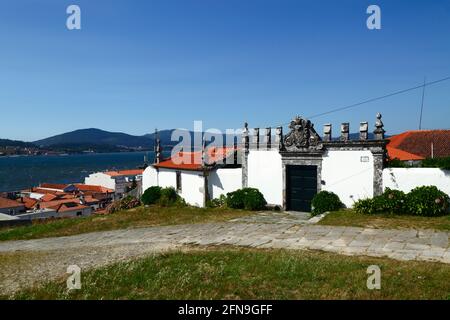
383,168,450,195
247,150,283,205
142,167,205,207
321,150,374,207
180,172,205,207
142,166,158,192
85,173,116,190
158,169,177,188
209,168,242,199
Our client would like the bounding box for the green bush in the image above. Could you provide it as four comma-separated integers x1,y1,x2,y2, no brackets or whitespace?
226,188,267,211
422,157,450,170
354,198,376,214
354,186,449,216
311,191,344,216
159,187,180,207
405,186,450,216
381,188,407,214
243,188,267,211
141,186,162,205
207,194,227,208
226,189,246,209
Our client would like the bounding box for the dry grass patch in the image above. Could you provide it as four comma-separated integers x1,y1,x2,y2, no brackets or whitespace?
0,206,254,242
5,247,450,300
319,209,450,231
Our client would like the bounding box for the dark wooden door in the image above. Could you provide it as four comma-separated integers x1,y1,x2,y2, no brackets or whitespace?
286,165,317,212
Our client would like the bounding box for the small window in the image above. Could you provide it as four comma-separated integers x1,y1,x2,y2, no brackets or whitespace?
77,211,82,216
176,171,182,192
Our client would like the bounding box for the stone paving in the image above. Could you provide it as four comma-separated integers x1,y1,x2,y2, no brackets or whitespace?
1,222,449,264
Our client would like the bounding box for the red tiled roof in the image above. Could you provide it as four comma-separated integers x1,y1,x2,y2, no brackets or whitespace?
153,147,236,171
20,197,38,210
49,202,89,213
41,194,59,202
74,184,113,193
0,197,24,209
387,130,450,160
104,169,144,177
39,183,68,190
39,198,83,209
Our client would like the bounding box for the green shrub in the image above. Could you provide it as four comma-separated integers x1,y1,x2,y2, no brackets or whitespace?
311,191,344,216
422,157,450,170
354,198,376,214
243,188,267,211
226,188,267,211
405,186,450,216
207,194,227,208
381,188,407,214
159,187,180,207
226,189,246,209
141,186,162,205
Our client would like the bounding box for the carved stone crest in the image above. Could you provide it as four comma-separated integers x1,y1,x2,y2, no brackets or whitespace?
283,116,322,151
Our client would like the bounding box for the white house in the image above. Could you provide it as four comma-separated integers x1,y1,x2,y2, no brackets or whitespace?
85,169,143,197
143,114,389,210
143,147,242,207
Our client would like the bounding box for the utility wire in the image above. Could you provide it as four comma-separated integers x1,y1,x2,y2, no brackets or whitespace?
419,76,426,130
254,75,450,129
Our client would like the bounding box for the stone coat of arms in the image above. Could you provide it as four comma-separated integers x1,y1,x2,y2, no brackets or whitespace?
283,116,322,151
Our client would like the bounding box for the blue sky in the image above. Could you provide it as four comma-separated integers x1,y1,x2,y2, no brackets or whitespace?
0,0,449,141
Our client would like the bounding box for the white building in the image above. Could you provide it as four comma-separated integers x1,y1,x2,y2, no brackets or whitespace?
143,115,389,210
85,169,143,197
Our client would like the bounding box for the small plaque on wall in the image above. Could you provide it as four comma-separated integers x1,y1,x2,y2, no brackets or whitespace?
360,156,370,163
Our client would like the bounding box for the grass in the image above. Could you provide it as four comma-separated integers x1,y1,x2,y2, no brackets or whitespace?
0,206,253,242
6,247,450,300
319,209,450,231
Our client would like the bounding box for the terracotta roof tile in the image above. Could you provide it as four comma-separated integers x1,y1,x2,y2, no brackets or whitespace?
387,130,450,160
104,169,144,177
0,197,24,209
153,147,236,171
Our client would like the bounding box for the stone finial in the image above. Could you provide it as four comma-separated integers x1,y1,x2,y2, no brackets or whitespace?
154,129,163,164
373,113,385,140
265,128,271,148
323,124,332,142
253,128,260,149
340,123,350,141
242,122,249,151
359,122,369,140
275,126,283,150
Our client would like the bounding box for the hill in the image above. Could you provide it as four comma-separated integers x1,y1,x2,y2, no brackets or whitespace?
34,128,156,149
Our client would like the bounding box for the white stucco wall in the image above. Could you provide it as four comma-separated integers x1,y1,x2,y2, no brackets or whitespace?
157,169,177,188
383,168,450,195
85,173,116,190
247,150,283,205
142,167,205,207
209,168,242,200
321,150,374,207
142,166,158,192
180,172,205,207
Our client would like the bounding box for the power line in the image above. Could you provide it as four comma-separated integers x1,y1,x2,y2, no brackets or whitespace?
255,75,450,129
307,76,450,120
419,76,426,130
